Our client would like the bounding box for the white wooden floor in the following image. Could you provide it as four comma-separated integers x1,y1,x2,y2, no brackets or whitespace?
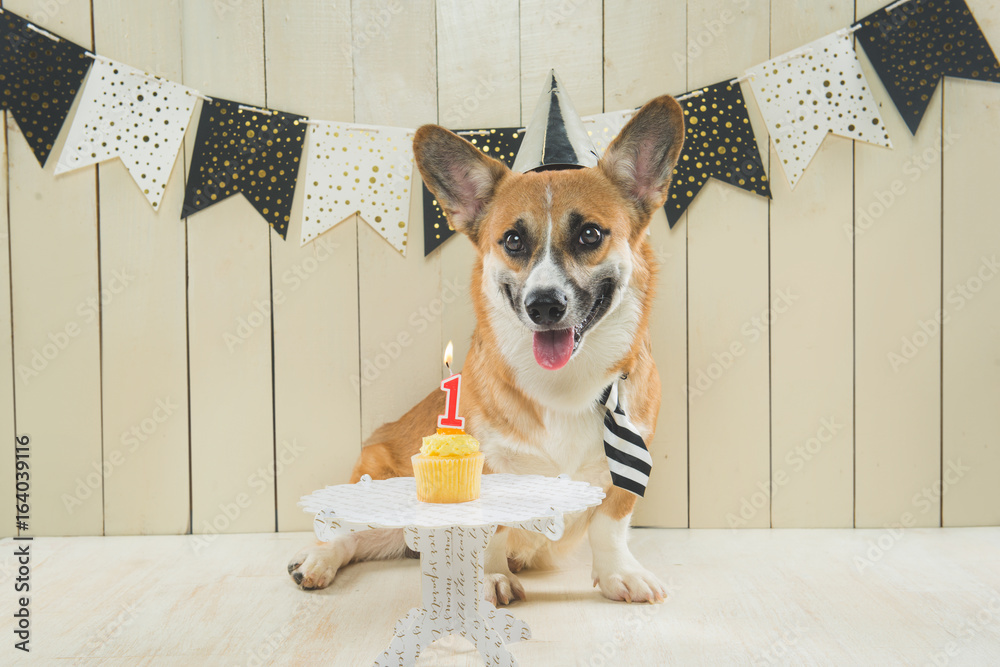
2,528,999,665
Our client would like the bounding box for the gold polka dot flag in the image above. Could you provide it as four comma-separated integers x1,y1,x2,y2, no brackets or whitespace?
422,127,523,256
582,109,633,157
181,98,306,239
668,81,771,227
301,121,415,255
746,30,893,189
856,0,1000,135
0,11,92,167
55,58,198,210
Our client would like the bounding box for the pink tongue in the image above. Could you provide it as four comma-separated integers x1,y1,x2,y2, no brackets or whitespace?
532,329,575,370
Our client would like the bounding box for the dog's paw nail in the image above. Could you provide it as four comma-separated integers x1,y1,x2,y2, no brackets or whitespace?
287,561,301,575
292,571,304,585
484,573,523,607
595,567,666,604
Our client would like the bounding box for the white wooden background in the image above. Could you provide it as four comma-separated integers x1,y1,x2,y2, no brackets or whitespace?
1,0,998,537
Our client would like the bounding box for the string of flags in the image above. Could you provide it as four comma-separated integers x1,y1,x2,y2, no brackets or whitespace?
421,0,1000,253
0,0,998,258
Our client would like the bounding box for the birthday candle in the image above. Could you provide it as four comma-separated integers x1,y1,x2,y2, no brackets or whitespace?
437,341,465,431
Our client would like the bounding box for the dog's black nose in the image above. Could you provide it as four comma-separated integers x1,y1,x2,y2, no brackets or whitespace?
525,290,567,325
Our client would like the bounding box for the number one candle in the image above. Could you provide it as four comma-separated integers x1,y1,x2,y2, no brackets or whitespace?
438,341,465,431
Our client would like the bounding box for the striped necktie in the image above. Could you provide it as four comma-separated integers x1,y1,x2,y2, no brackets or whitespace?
599,377,653,497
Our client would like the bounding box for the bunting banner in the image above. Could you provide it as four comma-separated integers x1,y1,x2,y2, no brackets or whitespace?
1,1,999,250
422,127,523,256
181,98,307,238
301,121,415,255
856,0,1000,134
667,81,770,227
747,30,893,188
55,58,198,209
582,109,633,157
0,11,92,166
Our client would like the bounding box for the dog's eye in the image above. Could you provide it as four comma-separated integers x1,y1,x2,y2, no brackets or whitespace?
579,225,603,246
503,231,523,253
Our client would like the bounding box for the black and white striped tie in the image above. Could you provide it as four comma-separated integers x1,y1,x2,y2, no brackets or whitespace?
599,378,653,497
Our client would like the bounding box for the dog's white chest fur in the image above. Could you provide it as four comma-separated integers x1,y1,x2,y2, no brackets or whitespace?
479,405,610,567
481,405,610,488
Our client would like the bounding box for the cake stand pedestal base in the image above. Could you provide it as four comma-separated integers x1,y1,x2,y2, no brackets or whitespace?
303,475,603,667
373,524,542,667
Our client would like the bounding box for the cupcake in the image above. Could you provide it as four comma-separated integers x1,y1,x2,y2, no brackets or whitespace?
411,428,484,503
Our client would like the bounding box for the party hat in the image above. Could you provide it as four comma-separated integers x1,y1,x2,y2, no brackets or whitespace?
512,69,599,172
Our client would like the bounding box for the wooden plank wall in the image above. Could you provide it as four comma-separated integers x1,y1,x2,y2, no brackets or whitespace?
768,2,854,527
94,0,189,536
942,0,1000,526
686,0,772,528
855,0,943,529
5,0,102,537
0,0,998,537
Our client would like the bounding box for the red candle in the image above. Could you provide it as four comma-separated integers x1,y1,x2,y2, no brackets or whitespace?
438,341,465,431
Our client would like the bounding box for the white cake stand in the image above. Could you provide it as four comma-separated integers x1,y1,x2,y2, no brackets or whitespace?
300,473,605,667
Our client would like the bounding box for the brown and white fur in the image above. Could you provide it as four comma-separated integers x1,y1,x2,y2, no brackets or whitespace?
288,95,685,605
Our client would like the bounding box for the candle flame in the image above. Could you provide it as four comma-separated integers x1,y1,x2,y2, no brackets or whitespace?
444,341,454,371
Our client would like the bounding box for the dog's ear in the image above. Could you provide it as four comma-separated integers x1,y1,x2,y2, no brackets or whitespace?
413,125,510,244
598,95,685,217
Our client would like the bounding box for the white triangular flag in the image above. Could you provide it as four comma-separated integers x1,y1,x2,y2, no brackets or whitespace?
746,30,892,188
301,121,415,255
582,109,633,158
55,58,198,209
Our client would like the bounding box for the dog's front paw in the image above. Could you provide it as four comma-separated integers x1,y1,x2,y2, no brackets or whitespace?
593,566,667,604
483,572,525,606
287,542,349,590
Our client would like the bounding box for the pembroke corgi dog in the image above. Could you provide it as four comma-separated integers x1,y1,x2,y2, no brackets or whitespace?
288,93,684,605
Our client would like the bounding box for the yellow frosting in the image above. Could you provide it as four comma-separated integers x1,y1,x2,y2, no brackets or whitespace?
420,432,480,457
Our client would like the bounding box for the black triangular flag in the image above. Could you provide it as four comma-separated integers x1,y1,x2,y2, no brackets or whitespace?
422,127,524,256
856,0,1000,134
0,11,92,166
182,98,306,238
666,81,770,227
